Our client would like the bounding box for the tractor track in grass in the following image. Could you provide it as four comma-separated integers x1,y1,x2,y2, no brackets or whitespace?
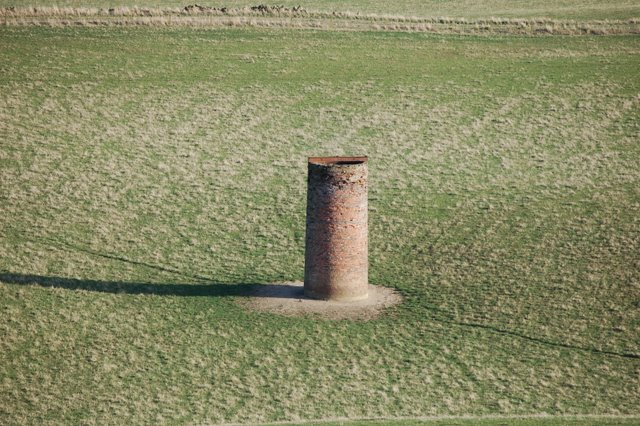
433,314,640,360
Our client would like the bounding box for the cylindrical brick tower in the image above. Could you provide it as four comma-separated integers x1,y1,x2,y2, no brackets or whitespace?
304,156,368,301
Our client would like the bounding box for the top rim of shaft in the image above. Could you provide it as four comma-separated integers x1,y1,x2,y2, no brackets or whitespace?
308,156,368,166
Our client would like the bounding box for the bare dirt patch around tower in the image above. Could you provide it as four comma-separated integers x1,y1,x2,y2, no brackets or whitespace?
240,282,402,320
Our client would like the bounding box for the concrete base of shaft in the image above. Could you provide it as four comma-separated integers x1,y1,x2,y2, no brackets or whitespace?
241,282,402,321
304,287,369,302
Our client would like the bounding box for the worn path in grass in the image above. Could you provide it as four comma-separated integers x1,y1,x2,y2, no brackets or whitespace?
1,25,639,424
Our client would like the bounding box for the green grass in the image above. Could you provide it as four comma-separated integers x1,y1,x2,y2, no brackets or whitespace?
1,25,639,424
1,0,640,20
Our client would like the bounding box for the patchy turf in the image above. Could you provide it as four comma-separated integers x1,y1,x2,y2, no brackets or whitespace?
0,25,639,424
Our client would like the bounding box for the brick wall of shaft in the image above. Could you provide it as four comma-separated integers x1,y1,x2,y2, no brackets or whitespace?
304,157,368,302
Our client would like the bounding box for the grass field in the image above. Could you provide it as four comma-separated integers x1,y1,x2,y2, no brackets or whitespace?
1,3,640,426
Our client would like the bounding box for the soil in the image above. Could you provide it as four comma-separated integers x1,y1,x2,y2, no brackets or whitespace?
239,282,402,320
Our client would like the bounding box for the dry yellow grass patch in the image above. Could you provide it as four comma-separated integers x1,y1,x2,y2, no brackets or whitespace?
1,6,639,34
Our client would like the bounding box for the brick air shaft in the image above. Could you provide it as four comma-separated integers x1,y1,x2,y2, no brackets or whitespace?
304,156,368,302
